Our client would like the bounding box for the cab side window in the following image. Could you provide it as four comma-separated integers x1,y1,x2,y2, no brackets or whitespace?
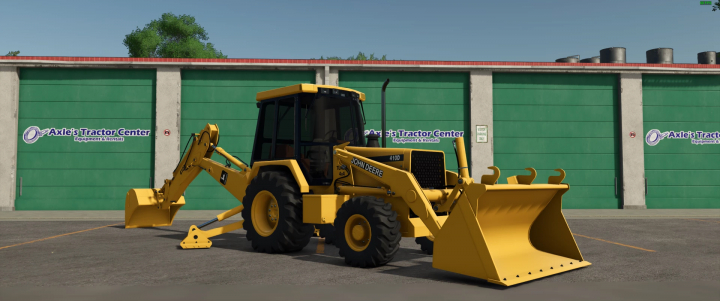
274,98,295,159
253,101,275,161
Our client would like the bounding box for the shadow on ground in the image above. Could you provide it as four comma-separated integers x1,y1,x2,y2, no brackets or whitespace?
134,225,526,289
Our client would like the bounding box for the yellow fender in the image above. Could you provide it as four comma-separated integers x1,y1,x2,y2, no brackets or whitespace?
250,160,309,193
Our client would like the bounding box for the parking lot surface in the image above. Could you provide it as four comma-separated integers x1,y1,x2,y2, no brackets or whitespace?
1,218,718,300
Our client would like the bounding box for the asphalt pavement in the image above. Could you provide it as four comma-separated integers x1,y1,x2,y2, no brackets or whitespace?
0,216,718,300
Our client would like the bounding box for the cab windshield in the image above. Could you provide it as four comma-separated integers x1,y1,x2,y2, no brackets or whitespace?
298,94,364,184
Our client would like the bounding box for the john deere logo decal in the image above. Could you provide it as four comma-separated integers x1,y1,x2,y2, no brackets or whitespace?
351,157,383,178
220,171,228,185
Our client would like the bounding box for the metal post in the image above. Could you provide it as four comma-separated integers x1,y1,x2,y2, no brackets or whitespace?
381,79,390,148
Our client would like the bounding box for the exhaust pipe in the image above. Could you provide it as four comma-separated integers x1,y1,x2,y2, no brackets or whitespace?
381,79,390,148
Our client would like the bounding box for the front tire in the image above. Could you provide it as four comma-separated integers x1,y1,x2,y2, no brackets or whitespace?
241,171,313,253
335,196,401,268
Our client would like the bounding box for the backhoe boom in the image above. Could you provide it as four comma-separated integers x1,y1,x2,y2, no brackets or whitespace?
125,124,250,228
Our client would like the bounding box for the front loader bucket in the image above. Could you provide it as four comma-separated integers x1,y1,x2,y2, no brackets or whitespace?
125,189,185,228
433,183,590,286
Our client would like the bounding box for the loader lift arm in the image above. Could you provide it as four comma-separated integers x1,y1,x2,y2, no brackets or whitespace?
333,147,444,237
332,140,589,287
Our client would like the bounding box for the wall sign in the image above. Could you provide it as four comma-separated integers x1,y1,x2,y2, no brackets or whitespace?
476,125,488,143
646,129,720,146
363,129,464,144
22,126,151,144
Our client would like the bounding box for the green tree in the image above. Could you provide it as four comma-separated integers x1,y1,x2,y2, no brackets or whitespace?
123,13,226,58
4,51,20,56
314,52,387,60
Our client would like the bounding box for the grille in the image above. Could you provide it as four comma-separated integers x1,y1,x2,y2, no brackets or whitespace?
410,151,446,189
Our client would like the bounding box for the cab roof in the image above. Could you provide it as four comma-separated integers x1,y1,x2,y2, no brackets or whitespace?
256,84,366,102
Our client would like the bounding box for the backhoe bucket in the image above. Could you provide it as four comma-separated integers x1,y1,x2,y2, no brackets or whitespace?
433,183,590,286
125,189,185,228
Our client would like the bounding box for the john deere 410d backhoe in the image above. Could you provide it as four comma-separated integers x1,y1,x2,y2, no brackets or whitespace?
125,80,590,286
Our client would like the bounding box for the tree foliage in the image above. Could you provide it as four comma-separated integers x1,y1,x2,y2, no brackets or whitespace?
123,13,226,58
713,1,719,11
4,51,20,56
314,52,387,60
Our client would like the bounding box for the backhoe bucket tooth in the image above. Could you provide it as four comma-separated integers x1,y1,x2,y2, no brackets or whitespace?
125,189,185,229
433,183,590,286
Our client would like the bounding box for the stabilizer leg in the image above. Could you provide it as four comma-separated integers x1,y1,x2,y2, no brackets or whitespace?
180,204,245,249
180,220,245,249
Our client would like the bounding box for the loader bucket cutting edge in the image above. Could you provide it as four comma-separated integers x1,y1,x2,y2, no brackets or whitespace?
125,189,185,228
432,183,590,286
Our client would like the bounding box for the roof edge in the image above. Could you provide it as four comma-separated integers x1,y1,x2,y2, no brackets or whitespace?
1,56,719,69
256,84,366,101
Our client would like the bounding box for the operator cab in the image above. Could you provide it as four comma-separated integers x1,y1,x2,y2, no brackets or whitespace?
251,84,366,185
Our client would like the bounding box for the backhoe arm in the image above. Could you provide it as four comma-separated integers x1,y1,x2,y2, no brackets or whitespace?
197,153,251,202
156,124,250,209
125,123,251,228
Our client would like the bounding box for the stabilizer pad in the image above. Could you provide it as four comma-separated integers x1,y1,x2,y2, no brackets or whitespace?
180,225,212,249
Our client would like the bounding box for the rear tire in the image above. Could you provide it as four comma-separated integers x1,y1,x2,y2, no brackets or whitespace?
335,196,401,268
415,237,434,255
241,171,313,253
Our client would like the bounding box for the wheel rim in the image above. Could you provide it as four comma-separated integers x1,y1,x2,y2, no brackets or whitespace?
344,214,371,252
251,190,279,237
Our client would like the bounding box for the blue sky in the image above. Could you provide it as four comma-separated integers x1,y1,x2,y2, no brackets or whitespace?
1,0,717,63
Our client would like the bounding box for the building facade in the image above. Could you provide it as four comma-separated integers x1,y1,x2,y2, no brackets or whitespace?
1,57,718,210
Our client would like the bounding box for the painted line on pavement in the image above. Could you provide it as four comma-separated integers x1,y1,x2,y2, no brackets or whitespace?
0,223,123,250
685,218,720,224
316,238,325,254
572,233,656,252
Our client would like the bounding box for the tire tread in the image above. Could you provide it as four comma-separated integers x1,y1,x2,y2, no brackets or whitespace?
335,196,401,268
241,171,313,253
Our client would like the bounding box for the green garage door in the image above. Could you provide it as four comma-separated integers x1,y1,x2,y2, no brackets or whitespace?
16,68,156,210
643,75,720,208
493,73,622,209
339,71,470,172
180,70,316,209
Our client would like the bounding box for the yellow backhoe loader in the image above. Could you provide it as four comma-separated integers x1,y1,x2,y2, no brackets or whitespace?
125,81,590,286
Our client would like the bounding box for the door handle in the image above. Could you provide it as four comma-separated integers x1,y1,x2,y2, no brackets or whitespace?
19,177,22,197
614,177,617,196
645,178,648,196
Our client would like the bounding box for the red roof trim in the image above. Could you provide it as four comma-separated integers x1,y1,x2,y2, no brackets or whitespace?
1,56,719,69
